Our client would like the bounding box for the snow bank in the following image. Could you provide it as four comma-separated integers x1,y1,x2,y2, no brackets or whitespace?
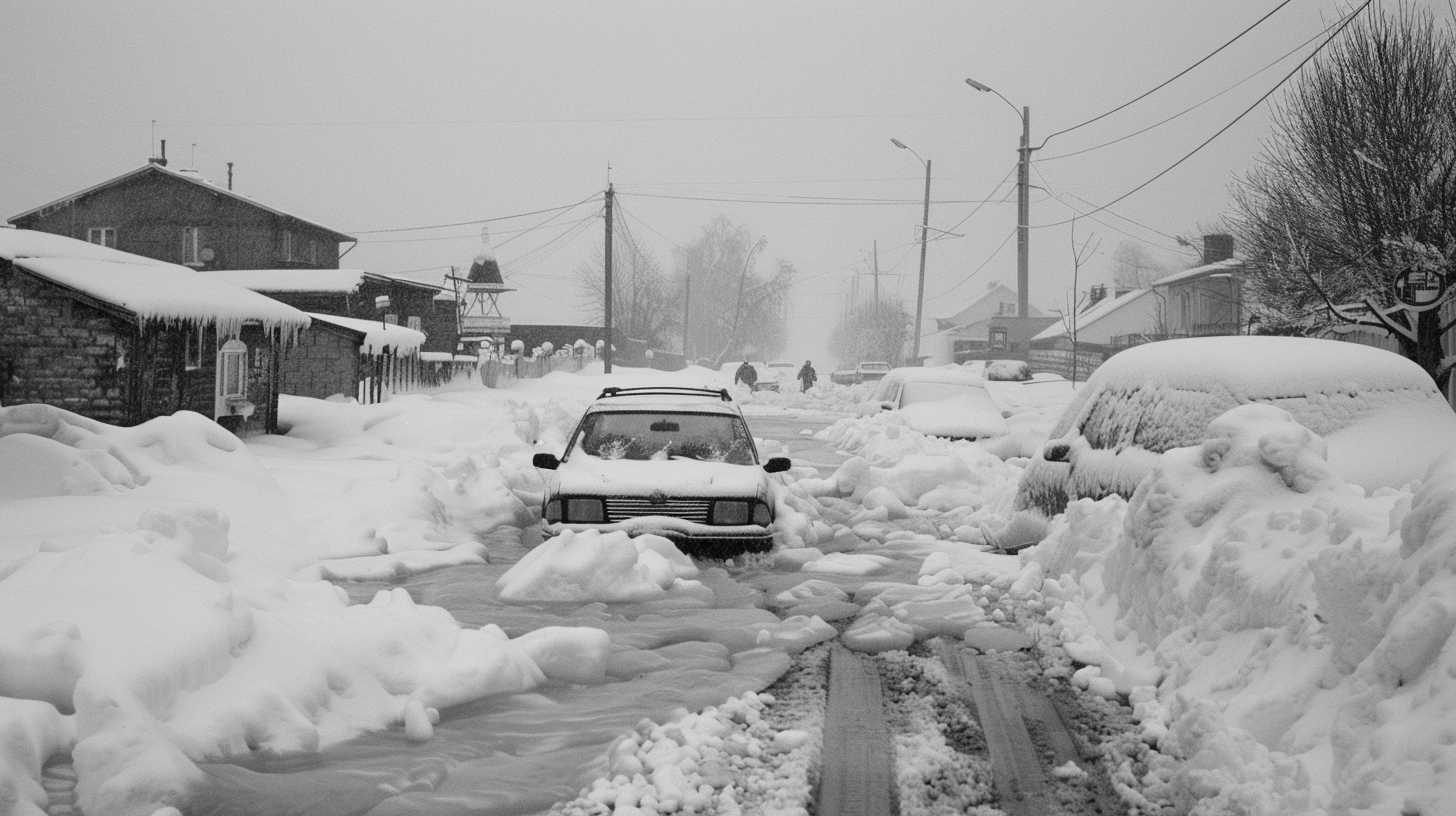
0,401,603,816
1019,402,1456,815
497,530,704,603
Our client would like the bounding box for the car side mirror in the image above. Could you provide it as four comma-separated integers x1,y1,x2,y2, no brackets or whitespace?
1042,441,1070,463
532,452,561,470
763,456,791,473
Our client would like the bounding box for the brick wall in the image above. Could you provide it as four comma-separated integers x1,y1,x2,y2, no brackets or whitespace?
279,324,360,399
0,261,132,423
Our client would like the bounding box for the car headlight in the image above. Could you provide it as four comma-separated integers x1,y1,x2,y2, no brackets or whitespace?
710,500,752,525
565,497,606,523
752,501,772,525
544,498,562,523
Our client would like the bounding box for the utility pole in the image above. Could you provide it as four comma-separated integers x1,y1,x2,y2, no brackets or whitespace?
912,158,931,361
682,271,691,359
872,240,880,313
1016,107,1031,319
603,183,614,373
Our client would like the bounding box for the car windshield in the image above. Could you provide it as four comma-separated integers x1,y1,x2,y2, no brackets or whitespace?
900,380,992,407
573,411,757,464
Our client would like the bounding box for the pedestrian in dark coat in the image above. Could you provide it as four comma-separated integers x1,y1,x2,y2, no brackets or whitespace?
797,360,817,392
734,361,758,388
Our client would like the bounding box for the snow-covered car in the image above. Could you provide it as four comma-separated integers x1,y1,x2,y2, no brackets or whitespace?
1010,336,1456,525
855,361,892,383
755,360,798,392
532,386,792,558
859,367,1010,442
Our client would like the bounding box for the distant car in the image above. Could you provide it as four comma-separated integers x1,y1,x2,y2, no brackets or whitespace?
855,361,892,383
756,360,798,392
830,369,859,386
1009,336,1456,532
860,367,1010,442
532,386,792,558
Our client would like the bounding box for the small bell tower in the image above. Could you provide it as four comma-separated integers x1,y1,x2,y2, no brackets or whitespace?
449,227,514,349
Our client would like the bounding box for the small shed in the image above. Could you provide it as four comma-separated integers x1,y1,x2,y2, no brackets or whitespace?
303,313,426,403
0,228,308,433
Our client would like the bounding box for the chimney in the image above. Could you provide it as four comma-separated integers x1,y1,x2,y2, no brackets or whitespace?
1203,234,1234,265
227,162,234,191
149,139,168,167
1086,283,1107,308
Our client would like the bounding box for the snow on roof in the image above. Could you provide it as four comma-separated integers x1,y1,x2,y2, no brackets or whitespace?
1150,257,1243,288
209,269,367,293
1033,287,1154,341
7,163,355,242
307,312,426,356
0,228,309,336
1089,336,1435,395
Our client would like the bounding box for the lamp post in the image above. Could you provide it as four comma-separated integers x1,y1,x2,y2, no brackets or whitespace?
891,138,931,364
966,77,1033,319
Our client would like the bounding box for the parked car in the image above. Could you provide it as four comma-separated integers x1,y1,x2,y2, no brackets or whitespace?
1004,336,1456,546
855,361,892,383
859,366,1010,442
830,369,859,386
756,360,798,392
532,386,792,558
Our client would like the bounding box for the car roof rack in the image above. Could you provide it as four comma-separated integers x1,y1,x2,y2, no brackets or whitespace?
597,386,733,402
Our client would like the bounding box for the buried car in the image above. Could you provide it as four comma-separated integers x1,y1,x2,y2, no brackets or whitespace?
860,366,1010,442
998,336,1456,549
532,386,791,558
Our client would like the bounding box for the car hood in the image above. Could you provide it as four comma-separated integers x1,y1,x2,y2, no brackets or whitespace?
899,397,1009,439
554,455,770,496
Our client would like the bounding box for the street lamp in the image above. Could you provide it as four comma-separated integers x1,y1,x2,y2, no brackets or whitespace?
966,77,1033,319
891,138,931,364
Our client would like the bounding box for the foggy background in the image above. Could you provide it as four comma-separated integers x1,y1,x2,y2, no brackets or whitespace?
2,0,1360,364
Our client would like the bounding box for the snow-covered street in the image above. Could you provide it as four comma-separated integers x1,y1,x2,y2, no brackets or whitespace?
4,363,1456,816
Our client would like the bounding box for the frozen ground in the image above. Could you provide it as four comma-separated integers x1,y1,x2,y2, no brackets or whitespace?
2,362,1455,815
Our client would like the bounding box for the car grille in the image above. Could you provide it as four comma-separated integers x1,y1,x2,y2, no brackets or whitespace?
604,496,713,523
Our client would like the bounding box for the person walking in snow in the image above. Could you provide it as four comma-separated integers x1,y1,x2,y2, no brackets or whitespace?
797,360,817,392
734,361,758,388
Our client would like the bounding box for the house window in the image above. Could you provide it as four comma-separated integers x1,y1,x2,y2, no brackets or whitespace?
279,229,294,261
218,339,247,399
384,313,399,325
185,327,206,370
182,226,201,266
87,227,116,248
990,328,1009,350
308,239,318,265
406,316,422,332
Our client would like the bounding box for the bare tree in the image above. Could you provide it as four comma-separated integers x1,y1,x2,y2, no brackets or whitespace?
1109,241,1173,291
829,300,912,367
1231,2,1456,389
577,228,677,349
1058,220,1101,383
673,216,792,365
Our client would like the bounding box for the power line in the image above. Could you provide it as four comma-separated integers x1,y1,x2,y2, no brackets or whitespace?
1032,166,1191,252
501,215,601,278
160,112,956,129
1031,0,1374,230
931,228,1017,300
1038,0,1297,148
939,161,1020,237
1037,13,1345,163
618,190,1014,207
350,194,600,235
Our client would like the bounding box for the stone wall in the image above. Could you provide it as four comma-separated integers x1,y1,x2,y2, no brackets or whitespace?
0,261,131,423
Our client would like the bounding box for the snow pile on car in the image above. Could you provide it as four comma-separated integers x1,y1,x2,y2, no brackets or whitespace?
1019,402,1456,815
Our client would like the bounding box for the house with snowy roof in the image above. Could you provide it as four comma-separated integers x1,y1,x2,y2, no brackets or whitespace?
1029,234,1246,378
7,145,355,271
919,281,1056,365
207,268,459,355
0,228,308,433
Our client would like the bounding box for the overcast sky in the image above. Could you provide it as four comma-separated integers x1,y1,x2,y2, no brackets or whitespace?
4,0,1393,363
